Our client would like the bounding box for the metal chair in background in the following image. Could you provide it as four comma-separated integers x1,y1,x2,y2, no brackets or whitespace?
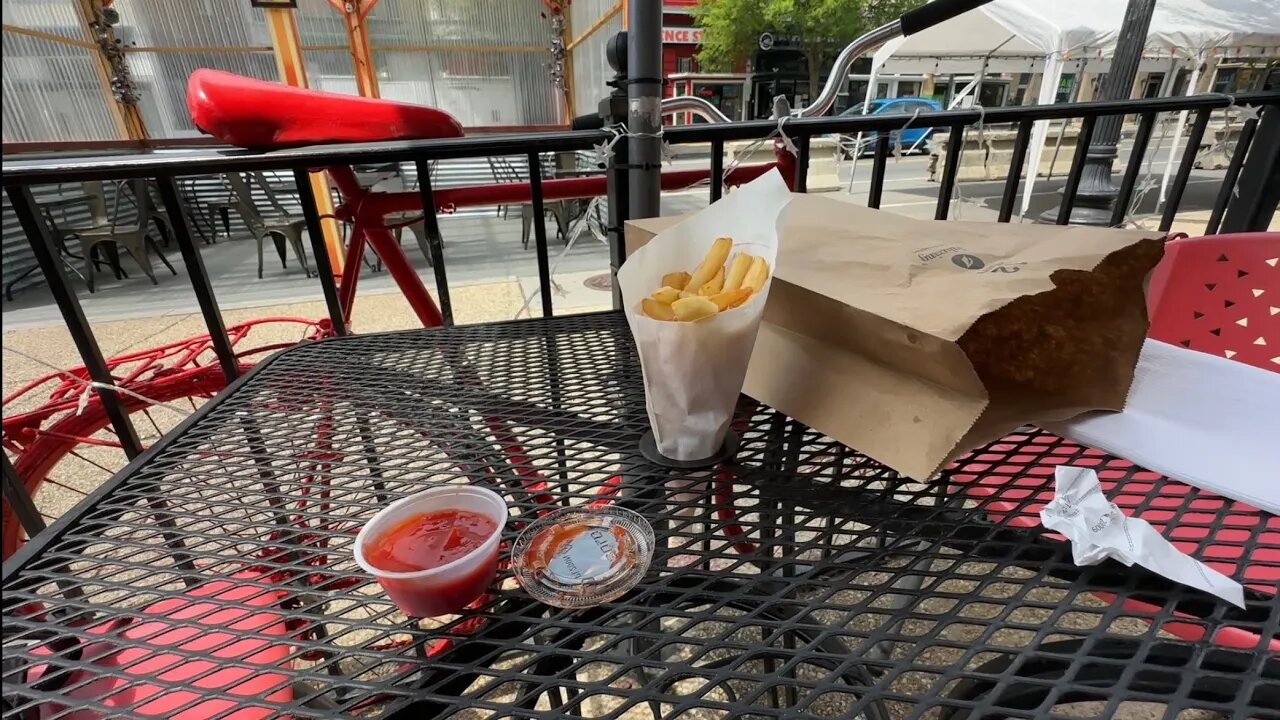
225,172,312,279
202,175,246,241
40,181,117,281
487,156,522,219
143,179,212,247
77,179,176,292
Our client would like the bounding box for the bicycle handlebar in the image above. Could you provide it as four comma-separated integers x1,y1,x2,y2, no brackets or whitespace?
570,113,605,131
899,0,991,37
659,0,992,122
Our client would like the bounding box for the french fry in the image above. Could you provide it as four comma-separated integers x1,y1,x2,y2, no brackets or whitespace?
661,271,692,291
686,237,732,292
724,253,752,292
671,295,720,322
697,266,725,296
709,287,752,310
651,286,681,304
742,256,770,293
641,298,675,321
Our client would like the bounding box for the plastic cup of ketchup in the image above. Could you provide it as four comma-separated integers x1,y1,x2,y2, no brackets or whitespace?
354,485,507,617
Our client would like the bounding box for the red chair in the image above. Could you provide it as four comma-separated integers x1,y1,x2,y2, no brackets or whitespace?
948,232,1279,651
22,574,293,719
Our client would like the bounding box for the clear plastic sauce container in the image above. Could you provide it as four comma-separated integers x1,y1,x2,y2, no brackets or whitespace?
512,506,654,609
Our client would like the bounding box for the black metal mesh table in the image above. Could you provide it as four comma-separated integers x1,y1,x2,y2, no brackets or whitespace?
3,313,1277,720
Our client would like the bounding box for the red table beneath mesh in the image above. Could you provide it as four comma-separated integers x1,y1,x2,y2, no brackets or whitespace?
2,314,1275,720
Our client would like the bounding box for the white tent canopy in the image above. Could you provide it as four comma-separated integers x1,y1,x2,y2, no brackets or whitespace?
880,0,1280,70
867,0,1280,218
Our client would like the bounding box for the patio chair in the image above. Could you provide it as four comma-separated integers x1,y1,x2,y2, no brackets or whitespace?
141,180,212,248
487,156,522,219
225,172,312,279
39,181,124,281
202,175,247,242
946,232,1279,647
78,179,177,292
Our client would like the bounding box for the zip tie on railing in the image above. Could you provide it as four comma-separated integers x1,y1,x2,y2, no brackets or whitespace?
948,104,986,221
73,381,190,418
596,112,793,201
707,113,798,195
1193,95,1258,202
894,108,923,161
2,344,190,418
594,123,670,167
1133,94,1250,227
775,115,799,155
593,124,628,165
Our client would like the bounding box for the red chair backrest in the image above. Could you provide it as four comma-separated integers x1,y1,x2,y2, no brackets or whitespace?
1146,232,1279,373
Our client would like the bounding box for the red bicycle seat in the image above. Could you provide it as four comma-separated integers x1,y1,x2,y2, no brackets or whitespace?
187,69,464,150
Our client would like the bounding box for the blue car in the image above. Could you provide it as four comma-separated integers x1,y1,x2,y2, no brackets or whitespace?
836,97,942,156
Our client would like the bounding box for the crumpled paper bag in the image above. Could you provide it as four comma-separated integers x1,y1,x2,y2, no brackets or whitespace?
618,170,791,460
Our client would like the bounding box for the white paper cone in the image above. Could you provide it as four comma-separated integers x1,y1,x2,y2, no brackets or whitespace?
618,170,792,460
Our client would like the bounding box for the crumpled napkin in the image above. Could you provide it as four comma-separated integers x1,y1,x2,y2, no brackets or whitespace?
1039,465,1245,608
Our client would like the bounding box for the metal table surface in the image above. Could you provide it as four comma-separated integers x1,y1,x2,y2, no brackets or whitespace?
2,313,1276,720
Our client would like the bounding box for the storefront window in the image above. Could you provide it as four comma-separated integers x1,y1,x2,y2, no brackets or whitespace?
693,82,743,122
897,80,921,98
1142,73,1164,98
1055,74,1077,103
1211,68,1238,94
977,82,1006,107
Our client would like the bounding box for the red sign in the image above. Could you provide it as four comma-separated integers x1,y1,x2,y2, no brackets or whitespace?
662,26,703,44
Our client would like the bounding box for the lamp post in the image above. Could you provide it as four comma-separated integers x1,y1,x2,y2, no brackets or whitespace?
1040,0,1157,225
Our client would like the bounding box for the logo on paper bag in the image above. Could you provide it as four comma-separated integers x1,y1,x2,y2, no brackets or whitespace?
916,245,1021,274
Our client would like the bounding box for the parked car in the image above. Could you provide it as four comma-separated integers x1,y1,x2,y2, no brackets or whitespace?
834,97,942,157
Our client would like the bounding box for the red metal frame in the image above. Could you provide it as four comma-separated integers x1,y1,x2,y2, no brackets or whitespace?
319,157,787,328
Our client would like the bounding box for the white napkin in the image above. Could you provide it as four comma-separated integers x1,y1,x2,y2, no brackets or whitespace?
1047,338,1280,516
1040,466,1246,608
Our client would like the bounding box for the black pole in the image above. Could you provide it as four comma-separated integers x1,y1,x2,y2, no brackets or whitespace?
627,0,662,219
1040,0,1157,225
1220,104,1280,233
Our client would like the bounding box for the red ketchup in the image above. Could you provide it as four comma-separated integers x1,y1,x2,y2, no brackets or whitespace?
365,509,499,616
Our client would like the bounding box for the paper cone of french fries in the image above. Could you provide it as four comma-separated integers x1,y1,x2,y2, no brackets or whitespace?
618,170,792,461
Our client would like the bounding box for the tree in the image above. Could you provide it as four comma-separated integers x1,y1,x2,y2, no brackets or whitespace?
692,0,924,107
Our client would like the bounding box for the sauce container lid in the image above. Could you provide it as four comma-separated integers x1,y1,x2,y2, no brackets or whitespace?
511,506,654,609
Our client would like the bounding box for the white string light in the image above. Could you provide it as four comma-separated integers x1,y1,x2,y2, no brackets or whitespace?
513,195,606,320
3,344,190,418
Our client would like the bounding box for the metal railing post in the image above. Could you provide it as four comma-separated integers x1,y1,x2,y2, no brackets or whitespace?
1221,103,1280,234
3,454,45,540
607,134,631,310
4,185,144,458
155,175,239,382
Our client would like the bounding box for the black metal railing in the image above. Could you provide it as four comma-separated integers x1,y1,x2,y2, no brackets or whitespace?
2,90,1279,543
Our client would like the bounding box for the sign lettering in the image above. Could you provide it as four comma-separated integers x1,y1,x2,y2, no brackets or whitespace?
662,26,703,44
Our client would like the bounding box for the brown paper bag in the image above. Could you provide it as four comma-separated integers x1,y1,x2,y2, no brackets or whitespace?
624,195,1166,480
738,193,1165,480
